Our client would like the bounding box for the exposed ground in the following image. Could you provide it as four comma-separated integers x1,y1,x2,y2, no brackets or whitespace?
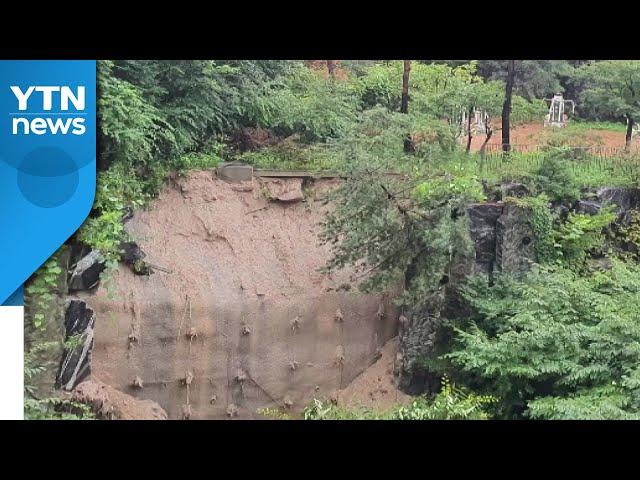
71,378,167,419
467,121,639,152
84,171,399,419
336,337,411,412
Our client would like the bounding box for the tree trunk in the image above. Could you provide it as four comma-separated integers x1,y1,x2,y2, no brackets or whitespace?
401,60,411,114
625,114,634,151
401,60,413,153
479,119,493,171
502,60,516,154
466,107,474,153
480,121,493,156
326,60,336,80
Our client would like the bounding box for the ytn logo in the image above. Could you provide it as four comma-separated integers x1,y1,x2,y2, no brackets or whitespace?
10,86,86,135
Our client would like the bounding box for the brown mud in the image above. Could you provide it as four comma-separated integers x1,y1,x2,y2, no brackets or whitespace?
81,171,400,419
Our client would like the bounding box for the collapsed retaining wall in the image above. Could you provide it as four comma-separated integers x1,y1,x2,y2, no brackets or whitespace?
78,172,398,419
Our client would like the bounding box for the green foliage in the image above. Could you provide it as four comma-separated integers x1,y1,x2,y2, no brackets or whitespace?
566,120,627,133
241,141,341,172
574,61,640,124
257,408,293,420
24,343,94,420
447,260,640,419
510,96,548,125
478,60,571,100
508,195,555,264
507,193,615,269
25,250,65,329
77,210,124,264
170,149,223,172
532,155,580,202
618,211,640,260
98,60,174,166
552,209,616,269
300,376,495,420
320,161,481,308
246,65,357,141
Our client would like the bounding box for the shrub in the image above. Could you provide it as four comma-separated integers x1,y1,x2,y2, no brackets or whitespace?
447,260,640,419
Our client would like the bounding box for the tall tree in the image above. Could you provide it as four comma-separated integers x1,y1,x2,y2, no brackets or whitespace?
501,60,516,153
401,60,414,153
574,60,640,150
401,60,411,114
478,60,567,154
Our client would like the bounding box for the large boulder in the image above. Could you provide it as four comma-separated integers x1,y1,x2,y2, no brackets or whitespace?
501,182,530,199
496,204,536,273
597,187,640,224
56,299,95,391
396,306,446,395
575,200,602,215
261,178,305,203
68,250,105,292
119,241,151,275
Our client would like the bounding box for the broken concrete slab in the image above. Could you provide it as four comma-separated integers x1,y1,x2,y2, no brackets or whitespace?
216,162,254,183
261,177,305,203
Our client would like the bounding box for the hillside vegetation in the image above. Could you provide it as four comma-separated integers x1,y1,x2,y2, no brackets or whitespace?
25,60,640,420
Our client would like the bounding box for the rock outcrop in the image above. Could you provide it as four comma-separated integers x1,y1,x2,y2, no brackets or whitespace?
495,204,535,273
597,187,640,224
396,187,640,394
396,199,536,393
56,299,95,391
68,250,105,292
467,202,504,274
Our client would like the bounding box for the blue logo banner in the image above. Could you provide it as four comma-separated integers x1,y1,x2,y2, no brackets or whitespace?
0,60,96,305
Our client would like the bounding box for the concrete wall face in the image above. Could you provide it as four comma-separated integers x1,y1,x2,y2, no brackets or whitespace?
89,289,397,419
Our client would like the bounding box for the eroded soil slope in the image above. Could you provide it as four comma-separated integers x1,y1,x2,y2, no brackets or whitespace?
84,172,399,419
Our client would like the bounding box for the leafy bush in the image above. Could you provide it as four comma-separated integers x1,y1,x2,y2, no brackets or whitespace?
300,376,495,420
507,195,555,264
26,251,65,329
533,155,580,202
552,209,616,269
247,65,357,141
447,260,640,419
